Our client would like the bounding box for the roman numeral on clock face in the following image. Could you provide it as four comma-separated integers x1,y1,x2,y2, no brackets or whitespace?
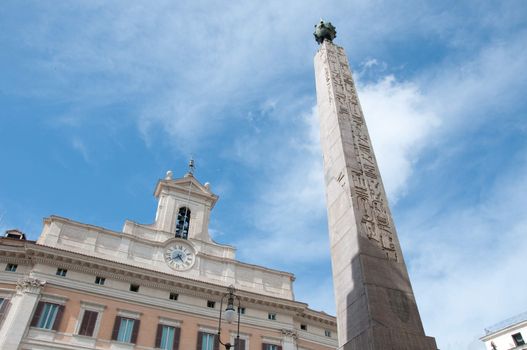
164,243,195,270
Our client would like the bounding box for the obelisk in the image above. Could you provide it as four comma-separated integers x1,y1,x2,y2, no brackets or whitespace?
313,21,437,350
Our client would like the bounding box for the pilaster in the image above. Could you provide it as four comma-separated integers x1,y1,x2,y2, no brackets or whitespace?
0,276,46,349
280,329,298,350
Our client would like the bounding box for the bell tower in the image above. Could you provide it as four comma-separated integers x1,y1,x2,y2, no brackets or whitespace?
153,168,218,243
313,21,437,349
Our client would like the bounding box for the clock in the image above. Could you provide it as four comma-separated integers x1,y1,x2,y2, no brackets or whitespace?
164,242,195,271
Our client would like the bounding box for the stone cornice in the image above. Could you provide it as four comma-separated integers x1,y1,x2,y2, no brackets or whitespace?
0,239,336,327
297,309,336,326
480,320,527,341
197,251,294,280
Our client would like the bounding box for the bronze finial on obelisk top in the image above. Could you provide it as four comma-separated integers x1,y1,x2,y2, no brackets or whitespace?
313,21,437,349
314,20,337,44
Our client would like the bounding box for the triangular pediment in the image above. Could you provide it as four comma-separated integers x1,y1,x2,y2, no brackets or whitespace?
154,174,218,208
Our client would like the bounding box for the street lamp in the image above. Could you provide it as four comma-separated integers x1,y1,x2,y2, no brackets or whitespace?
217,285,241,349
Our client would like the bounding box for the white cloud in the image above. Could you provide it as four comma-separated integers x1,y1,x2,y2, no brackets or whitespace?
358,75,440,202
362,58,379,68
421,32,527,132
405,153,527,350
71,137,91,164
236,106,327,266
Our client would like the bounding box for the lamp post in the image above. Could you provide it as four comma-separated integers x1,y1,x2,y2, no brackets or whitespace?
217,285,241,350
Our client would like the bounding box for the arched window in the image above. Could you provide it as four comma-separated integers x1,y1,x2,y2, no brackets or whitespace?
175,207,191,239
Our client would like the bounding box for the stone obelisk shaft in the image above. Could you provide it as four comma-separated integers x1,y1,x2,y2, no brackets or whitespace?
314,40,437,350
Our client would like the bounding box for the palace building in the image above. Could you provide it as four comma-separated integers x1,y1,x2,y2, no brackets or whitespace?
0,170,337,350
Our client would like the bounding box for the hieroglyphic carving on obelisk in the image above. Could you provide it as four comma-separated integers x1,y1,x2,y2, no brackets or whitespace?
313,21,437,350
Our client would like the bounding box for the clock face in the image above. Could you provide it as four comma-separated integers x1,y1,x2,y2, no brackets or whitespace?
164,243,195,271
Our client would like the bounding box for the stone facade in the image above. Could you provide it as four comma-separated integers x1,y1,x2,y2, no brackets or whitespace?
0,173,337,350
314,40,437,349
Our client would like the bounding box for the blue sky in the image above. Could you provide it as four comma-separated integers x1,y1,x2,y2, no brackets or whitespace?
1,1,526,349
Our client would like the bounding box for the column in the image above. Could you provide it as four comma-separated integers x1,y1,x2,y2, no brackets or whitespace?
280,329,297,350
0,277,46,349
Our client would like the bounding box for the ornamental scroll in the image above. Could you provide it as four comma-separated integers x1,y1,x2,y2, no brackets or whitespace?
325,44,399,262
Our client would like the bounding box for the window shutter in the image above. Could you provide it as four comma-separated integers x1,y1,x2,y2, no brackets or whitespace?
234,338,245,350
80,310,98,336
213,333,220,350
155,324,163,348
30,301,45,327
262,344,267,350
277,346,282,350
79,311,88,335
131,319,140,344
52,305,64,331
111,316,122,340
196,331,203,350
173,327,181,350
81,310,99,337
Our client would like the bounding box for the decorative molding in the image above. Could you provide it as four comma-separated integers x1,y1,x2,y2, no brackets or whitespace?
197,324,218,334
40,293,68,305
229,330,251,338
158,317,182,327
28,250,307,315
0,288,14,298
80,300,106,312
70,334,97,348
295,329,337,347
116,309,142,319
30,269,333,338
27,328,57,342
280,329,298,339
109,341,135,350
16,276,46,295
261,336,282,345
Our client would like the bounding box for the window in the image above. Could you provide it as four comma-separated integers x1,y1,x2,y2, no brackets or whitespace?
111,316,139,344
268,313,276,320
238,307,245,315
56,268,67,277
512,332,525,346
324,330,331,337
130,284,139,292
78,310,98,337
300,324,307,331
30,302,64,330
234,338,246,350
175,207,191,239
5,263,17,272
263,344,281,350
95,276,105,285
207,301,215,308
0,297,10,326
155,324,181,350
169,293,179,301
197,332,218,350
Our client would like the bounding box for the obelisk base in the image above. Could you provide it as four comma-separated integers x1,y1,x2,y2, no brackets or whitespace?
342,327,437,350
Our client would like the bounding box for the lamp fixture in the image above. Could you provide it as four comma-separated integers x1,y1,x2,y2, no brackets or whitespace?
217,285,242,349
